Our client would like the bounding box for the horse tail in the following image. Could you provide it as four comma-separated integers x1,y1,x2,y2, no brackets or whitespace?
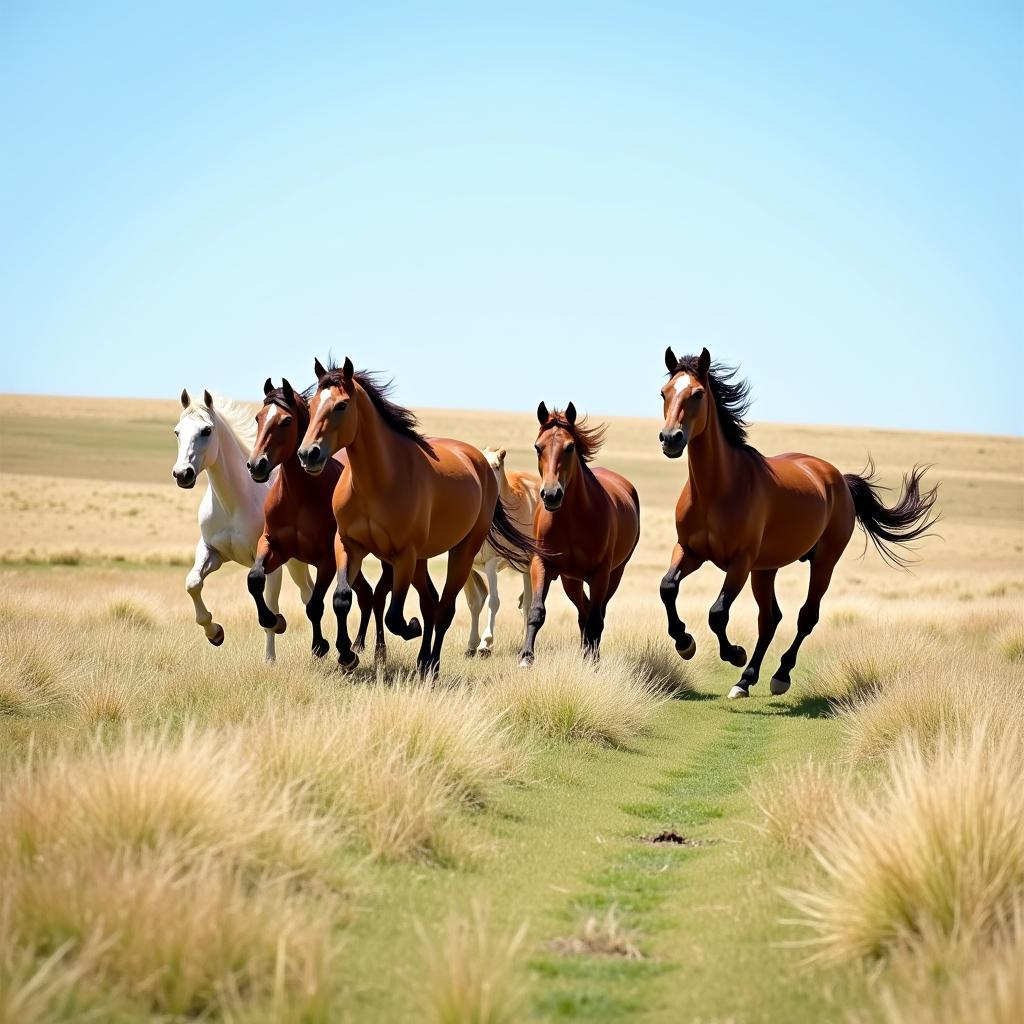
844,458,940,569
486,496,540,572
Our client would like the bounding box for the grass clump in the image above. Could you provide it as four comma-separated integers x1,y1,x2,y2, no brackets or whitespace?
415,901,528,1024
747,759,850,852
548,907,644,960
788,719,1024,966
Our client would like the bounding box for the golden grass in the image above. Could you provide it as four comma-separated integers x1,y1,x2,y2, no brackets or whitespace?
415,901,528,1024
787,719,1024,966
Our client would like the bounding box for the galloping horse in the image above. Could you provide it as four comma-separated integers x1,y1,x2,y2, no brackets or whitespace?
244,379,393,660
463,447,540,657
657,347,939,698
519,403,640,665
172,389,313,662
297,357,535,675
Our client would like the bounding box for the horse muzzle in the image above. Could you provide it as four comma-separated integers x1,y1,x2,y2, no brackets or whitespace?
540,485,564,512
659,429,687,460
172,466,197,489
246,456,272,483
297,444,327,475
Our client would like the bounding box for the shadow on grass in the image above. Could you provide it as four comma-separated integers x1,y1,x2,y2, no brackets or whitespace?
729,694,837,719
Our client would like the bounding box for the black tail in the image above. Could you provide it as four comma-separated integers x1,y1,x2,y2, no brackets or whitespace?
844,459,940,569
486,497,540,572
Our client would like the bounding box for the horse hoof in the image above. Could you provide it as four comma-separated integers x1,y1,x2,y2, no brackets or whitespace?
353,639,366,654
273,614,287,635
338,651,359,674
406,617,422,640
675,636,696,660
311,638,329,658
478,648,492,659
728,645,747,668
208,624,225,647
464,649,476,659
727,684,750,700
770,676,791,695
518,653,534,669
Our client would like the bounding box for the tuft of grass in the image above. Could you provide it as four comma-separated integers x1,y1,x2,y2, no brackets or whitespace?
787,720,1024,965
102,593,156,629
484,650,666,746
746,759,850,852
415,901,528,1024
548,907,644,960
998,624,1024,663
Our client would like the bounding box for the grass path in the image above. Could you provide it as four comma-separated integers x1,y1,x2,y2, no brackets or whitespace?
337,662,872,1023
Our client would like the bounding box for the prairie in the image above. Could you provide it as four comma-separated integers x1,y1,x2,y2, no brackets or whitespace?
0,391,1021,1022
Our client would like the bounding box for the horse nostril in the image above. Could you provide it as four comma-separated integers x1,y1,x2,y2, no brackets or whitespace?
658,431,665,443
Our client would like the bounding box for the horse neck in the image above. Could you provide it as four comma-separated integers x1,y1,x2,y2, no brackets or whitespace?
685,400,739,504
341,387,402,489
564,459,604,516
205,419,259,510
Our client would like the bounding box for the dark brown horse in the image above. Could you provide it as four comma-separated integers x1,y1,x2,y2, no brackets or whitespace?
245,378,392,659
297,357,535,676
519,403,640,665
658,347,939,698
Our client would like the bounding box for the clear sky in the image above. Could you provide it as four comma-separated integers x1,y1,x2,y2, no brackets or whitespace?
2,1,1021,434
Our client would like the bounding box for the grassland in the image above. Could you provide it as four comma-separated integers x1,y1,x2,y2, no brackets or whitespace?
0,392,1021,1023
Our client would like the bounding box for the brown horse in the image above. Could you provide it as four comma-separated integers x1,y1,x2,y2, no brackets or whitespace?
297,357,534,676
518,403,640,665
245,378,392,659
658,347,939,698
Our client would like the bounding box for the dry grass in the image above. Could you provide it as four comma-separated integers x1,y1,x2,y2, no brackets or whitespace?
787,719,1024,965
483,648,666,746
549,907,644,960
415,901,528,1024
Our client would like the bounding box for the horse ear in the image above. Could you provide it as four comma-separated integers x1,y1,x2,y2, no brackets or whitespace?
281,378,295,404
565,402,577,425
497,447,507,461
664,347,677,373
180,388,190,409
314,357,327,380
536,401,549,426
263,378,273,396
204,390,214,409
697,348,711,380
342,357,354,383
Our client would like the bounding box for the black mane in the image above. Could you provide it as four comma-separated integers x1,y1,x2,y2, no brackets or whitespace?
540,410,607,463
670,355,758,452
321,362,433,453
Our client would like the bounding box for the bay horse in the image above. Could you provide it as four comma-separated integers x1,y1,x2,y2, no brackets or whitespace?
518,403,640,666
297,357,535,676
657,347,939,698
463,446,540,657
244,378,393,660
172,388,313,662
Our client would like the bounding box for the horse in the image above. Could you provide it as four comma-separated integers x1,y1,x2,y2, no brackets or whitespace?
518,403,640,666
172,388,313,662
463,446,540,657
657,347,939,698
296,357,535,676
244,378,393,660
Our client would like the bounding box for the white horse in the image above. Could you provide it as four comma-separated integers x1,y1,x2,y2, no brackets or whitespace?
464,447,540,657
172,388,312,662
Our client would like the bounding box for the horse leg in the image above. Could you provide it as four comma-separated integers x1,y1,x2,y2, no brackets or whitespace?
372,562,392,664
561,577,591,646
414,560,440,677
186,540,224,645
247,536,287,634
285,559,314,605
332,537,366,672
427,535,481,676
463,568,486,657
709,556,752,671
582,569,612,661
519,566,533,650
306,562,334,658
518,556,554,667
352,574,373,653
660,544,704,659
262,565,286,663
729,569,782,699
383,548,423,641
769,550,839,695
479,559,502,657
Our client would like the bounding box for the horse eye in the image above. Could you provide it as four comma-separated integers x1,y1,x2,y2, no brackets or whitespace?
534,444,542,455
201,426,212,436
280,416,292,427
691,391,704,401
565,442,575,453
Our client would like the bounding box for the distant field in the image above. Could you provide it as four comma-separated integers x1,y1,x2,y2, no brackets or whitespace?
1,392,1021,1023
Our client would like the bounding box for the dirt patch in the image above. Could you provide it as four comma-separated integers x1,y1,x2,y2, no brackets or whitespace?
642,830,711,847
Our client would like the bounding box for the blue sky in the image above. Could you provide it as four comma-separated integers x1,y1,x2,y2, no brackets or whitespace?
2,1,1021,434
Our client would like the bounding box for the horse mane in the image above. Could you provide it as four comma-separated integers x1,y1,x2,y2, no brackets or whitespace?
541,410,607,463
263,385,312,436
321,362,433,453
670,355,758,452
184,393,258,453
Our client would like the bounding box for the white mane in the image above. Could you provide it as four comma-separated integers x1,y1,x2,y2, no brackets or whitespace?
183,393,258,453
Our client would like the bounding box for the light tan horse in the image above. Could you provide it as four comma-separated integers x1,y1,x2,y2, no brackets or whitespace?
297,358,535,676
463,447,540,657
